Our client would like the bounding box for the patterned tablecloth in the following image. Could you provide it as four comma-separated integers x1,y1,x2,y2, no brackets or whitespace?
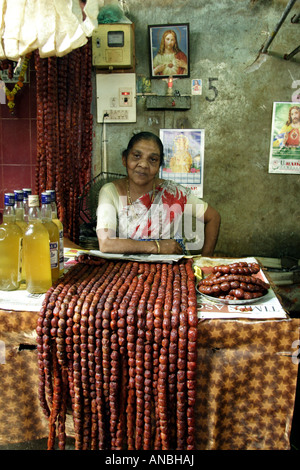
195,317,300,450
0,310,49,444
0,309,299,450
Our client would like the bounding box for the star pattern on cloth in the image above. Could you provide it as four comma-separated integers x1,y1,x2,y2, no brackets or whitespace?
0,310,299,450
0,311,48,446
195,318,300,450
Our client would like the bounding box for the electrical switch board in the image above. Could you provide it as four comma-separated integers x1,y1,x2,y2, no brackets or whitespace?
96,73,136,123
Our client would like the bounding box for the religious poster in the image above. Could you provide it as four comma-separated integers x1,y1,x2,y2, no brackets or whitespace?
269,102,300,174
191,78,202,95
159,129,204,197
148,24,190,79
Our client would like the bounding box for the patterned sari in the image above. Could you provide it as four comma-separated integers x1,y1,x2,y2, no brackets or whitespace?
121,180,205,253
97,179,206,253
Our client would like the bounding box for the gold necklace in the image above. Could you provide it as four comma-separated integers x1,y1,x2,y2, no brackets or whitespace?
126,178,156,206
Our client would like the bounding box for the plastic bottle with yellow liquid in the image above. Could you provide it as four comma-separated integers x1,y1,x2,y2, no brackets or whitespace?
0,193,23,290
23,195,52,294
41,192,60,283
46,189,64,276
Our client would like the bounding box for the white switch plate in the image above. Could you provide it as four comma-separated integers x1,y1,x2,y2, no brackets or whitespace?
96,73,136,123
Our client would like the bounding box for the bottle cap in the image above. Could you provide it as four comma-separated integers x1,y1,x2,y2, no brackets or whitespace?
28,194,40,207
41,192,51,204
46,189,55,202
4,193,15,206
14,190,24,201
22,188,32,197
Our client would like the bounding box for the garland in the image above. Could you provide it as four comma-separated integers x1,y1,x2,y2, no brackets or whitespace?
4,53,31,112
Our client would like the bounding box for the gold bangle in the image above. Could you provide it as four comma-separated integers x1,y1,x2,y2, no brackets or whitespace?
154,240,160,254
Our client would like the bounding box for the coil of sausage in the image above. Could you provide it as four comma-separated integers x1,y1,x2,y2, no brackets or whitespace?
197,262,269,301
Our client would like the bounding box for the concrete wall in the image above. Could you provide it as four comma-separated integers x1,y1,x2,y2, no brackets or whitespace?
92,0,300,258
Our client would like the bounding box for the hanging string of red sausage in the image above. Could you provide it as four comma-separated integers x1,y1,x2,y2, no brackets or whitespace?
36,255,198,450
34,41,93,243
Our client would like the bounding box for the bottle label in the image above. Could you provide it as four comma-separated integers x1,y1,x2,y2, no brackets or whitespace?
50,242,58,268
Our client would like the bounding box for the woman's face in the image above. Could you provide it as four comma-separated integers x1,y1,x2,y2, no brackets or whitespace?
122,139,161,187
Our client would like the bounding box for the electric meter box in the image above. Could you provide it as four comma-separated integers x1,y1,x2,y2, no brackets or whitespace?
96,73,136,123
92,24,134,69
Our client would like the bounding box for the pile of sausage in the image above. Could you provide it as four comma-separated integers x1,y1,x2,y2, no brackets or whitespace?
34,41,93,243
36,255,198,451
197,261,270,301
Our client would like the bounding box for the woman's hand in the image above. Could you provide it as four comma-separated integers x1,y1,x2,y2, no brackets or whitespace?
158,239,183,254
97,230,183,255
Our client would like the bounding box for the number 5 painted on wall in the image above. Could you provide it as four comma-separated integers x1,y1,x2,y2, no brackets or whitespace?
205,77,219,102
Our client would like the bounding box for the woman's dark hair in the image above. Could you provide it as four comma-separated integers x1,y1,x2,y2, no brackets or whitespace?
123,131,164,166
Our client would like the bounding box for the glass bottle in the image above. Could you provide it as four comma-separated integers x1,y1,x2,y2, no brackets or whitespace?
22,188,32,223
23,194,52,293
0,193,23,290
46,189,64,276
41,192,60,283
14,190,27,233
14,190,27,283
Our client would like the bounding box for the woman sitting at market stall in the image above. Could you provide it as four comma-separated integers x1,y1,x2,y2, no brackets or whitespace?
96,131,220,256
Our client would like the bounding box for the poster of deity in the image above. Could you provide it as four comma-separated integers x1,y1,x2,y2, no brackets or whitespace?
149,24,190,79
159,129,204,197
269,102,300,174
